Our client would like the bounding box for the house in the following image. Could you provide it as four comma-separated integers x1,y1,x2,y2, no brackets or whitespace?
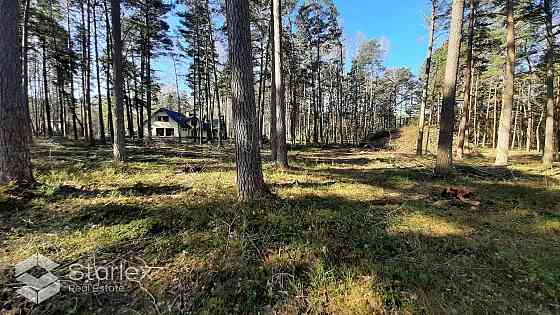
144,108,225,140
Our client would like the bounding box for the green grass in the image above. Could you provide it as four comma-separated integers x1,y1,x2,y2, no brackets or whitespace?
0,140,559,314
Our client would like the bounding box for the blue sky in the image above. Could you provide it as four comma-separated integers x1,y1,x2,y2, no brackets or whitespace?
155,0,433,90
335,0,431,74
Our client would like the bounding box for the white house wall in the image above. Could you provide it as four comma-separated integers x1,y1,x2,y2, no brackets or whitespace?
143,112,189,138
143,111,211,139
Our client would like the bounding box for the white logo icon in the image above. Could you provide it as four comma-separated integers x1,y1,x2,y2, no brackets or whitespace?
15,253,61,304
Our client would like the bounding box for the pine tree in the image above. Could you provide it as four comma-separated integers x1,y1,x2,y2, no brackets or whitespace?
0,0,34,186
435,0,464,175
111,0,126,161
495,0,515,166
225,0,268,201
273,0,289,168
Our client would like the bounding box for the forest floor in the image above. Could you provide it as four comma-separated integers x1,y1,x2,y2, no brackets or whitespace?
1,130,559,314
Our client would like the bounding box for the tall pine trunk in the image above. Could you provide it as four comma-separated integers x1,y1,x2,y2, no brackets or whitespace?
66,1,79,140
526,80,533,151
103,0,114,142
435,0,464,175
457,0,476,160
273,0,288,168
86,0,94,144
495,0,515,166
270,5,278,160
543,0,556,168
42,40,53,137
145,8,152,143
0,0,34,186
22,0,31,132
111,0,125,161
416,0,437,155
93,1,106,144
225,0,267,201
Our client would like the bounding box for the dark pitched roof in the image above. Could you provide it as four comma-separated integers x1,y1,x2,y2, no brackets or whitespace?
153,108,223,130
156,108,193,129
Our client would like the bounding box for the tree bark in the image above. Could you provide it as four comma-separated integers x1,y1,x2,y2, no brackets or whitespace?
473,73,480,146
66,0,79,140
270,5,278,160
93,0,106,144
225,0,267,201
273,0,288,168
526,80,533,151
457,0,476,160
543,0,556,168
0,0,34,186
86,0,94,144
41,40,53,137
495,0,515,166
145,6,152,143
111,0,126,161
102,0,115,142
416,0,437,155
22,0,31,132
482,85,492,147
435,0,464,175
257,22,271,147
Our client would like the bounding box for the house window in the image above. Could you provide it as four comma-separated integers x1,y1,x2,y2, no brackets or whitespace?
156,128,165,137
157,116,170,122
165,128,175,137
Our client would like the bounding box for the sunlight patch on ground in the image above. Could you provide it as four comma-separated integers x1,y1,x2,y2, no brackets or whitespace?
305,262,387,315
535,218,560,234
328,183,385,201
2,219,158,266
388,212,468,237
263,243,320,271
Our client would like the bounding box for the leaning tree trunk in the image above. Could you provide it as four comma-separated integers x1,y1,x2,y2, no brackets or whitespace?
495,0,515,166
416,0,437,155
0,0,34,186
273,0,288,168
543,0,556,168
457,0,477,160
111,0,125,161
435,0,465,175
225,0,267,201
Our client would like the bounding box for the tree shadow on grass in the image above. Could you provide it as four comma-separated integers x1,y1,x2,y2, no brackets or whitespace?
32,183,192,201
117,183,191,197
317,162,558,190
146,191,558,313
291,156,372,167
4,186,559,314
6,142,560,314
271,180,338,189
